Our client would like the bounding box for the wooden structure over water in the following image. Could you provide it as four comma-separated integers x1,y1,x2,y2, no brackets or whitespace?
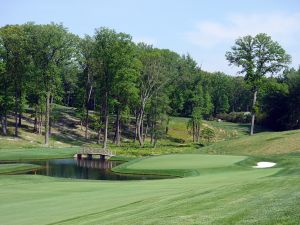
75,147,116,160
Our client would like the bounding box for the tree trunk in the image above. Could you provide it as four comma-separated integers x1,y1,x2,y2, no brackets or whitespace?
14,108,18,137
67,93,70,106
34,104,38,133
165,117,169,135
137,103,145,146
103,91,108,149
49,95,53,137
38,107,43,135
250,90,257,135
150,121,154,144
134,111,138,142
85,86,93,140
93,94,96,111
38,116,41,134
45,91,50,145
153,132,158,148
14,89,19,137
192,121,195,142
196,123,200,142
114,108,121,146
18,89,22,127
97,128,102,144
18,113,22,127
85,109,89,139
144,122,148,142
1,115,7,135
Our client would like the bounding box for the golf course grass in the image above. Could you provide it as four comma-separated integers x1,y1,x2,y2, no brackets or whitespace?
112,154,247,177
0,151,299,225
0,120,299,224
0,163,41,174
0,147,79,162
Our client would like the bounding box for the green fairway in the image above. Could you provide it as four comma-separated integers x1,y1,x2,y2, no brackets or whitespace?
0,163,298,225
0,121,300,224
0,151,299,225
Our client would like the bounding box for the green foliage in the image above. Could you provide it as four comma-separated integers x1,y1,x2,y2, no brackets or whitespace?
226,33,291,134
226,33,291,89
201,127,216,143
217,112,252,123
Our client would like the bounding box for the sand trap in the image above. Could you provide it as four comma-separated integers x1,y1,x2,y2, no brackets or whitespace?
253,161,276,168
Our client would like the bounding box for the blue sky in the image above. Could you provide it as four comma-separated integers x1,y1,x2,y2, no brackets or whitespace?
1,0,300,74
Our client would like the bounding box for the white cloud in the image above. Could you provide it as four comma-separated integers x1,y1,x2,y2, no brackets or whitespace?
186,12,300,48
133,36,158,46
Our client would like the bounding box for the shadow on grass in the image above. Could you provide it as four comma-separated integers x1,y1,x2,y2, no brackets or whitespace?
50,132,86,146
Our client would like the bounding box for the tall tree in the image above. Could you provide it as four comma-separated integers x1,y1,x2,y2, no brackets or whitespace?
78,35,97,140
94,28,134,149
136,45,175,146
0,40,12,135
0,25,29,136
27,23,76,144
226,33,291,135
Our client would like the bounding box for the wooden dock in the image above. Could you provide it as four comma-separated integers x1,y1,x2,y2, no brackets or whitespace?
75,147,116,160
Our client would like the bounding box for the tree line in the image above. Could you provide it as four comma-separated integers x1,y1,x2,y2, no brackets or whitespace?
0,23,299,147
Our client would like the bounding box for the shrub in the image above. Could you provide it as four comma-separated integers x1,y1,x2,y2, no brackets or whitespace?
216,112,251,123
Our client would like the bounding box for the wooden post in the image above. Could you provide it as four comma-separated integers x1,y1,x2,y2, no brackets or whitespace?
87,154,93,160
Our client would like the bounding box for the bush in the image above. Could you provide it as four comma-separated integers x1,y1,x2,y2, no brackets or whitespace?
216,112,251,123
201,127,216,143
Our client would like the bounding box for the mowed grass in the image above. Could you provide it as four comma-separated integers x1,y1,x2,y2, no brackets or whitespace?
0,150,299,224
0,162,299,225
0,147,79,162
0,113,300,224
128,154,245,170
0,163,41,174
112,154,247,177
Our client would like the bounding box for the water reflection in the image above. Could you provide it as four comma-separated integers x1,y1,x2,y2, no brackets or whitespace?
28,158,167,180
76,158,114,169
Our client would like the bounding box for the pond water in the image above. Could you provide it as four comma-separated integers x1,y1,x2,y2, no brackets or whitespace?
26,158,166,180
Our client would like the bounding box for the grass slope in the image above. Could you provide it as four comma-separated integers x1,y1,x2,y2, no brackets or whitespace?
0,163,41,174
201,129,300,156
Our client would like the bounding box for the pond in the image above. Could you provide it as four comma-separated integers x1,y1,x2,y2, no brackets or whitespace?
26,158,166,180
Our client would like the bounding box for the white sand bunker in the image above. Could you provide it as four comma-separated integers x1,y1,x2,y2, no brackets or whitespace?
253,161,276,168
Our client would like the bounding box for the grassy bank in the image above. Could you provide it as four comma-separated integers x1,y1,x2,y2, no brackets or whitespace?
0,163,42,174
201,129,300,156
0,147,79,162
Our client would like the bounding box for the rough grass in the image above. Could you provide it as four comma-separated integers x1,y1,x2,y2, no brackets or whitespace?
201,129,300,156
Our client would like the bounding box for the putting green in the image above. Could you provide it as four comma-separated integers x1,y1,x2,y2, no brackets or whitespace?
126,154,246,170
113,154,247,177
